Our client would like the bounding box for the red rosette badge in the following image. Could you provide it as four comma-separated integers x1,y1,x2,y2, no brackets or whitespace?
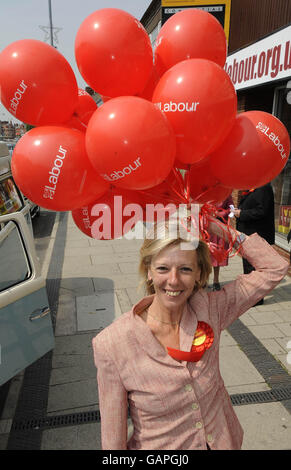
167,321,214,362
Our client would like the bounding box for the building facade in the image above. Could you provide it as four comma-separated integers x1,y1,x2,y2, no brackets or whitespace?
0,121,26,140
140,0,291,253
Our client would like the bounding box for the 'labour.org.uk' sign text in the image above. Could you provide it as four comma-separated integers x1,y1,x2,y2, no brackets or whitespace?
225,24,291,90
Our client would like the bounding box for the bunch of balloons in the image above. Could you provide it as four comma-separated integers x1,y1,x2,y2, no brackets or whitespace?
0,8,290,240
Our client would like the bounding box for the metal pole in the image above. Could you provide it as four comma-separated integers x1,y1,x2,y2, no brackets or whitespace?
48,0,54,47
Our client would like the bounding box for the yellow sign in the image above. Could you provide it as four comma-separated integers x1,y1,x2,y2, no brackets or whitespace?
278,205,291,234
161,0,231,43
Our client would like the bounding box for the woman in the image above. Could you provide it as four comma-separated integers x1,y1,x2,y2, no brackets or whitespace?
92,216,289,450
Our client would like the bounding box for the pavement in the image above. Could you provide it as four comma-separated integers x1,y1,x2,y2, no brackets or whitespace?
1,211,291,450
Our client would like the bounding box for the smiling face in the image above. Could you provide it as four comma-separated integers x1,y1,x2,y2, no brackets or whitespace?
148,244,201,313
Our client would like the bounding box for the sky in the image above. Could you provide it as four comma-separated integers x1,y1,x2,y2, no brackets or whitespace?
0,0,153,123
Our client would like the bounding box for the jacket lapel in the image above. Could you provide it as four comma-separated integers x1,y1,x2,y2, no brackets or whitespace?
179,302,198,366
131,295,198,367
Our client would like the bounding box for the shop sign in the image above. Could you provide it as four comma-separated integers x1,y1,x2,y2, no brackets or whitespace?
278,204,291,234
225,23,291,90
0,178,22,215
161,1,231,43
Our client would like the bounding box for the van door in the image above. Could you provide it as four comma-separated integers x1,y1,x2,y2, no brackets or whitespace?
0,210,54,386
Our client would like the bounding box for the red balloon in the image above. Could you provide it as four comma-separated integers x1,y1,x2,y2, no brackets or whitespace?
63,115,87,132
136,63,160,101
74,88,97,125
137,170,184,222
75,8,153,97
85,96,176,190
64,88,97,131
152,59,237,164
189,159,232,204
11,127,109,211
155,9,227,77
209,111,291,189
72,187,143,240
0,39,78,126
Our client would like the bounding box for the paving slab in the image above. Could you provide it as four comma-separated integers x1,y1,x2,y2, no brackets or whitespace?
219,344,266,389
118,261,140,274
41,422,102,450
76,292,122,332
64,245,115,256
54,292,76,336
236,402,291,450
92,273,140,291
115,288,134,314
91,252,139,265
47,378,98,414
247,324,287,339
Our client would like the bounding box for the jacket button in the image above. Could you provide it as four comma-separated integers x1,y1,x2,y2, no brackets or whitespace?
207,434,213,442
184,384,192,392
191,403,199,410
195,421,203,429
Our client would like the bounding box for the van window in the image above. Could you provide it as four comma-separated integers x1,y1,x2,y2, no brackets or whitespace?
0,220,31,292
0,177,23,215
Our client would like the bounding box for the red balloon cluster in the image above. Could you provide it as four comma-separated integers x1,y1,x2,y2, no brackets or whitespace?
0,7,290,239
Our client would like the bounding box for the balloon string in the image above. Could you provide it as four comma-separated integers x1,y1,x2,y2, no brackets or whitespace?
184,169,190,202
166,168,189,204
169,184,189,204
172,167,186,197
179,203,243,263
194,181,223,204
200,203,243,259
162,168,189,204
71,113,88,131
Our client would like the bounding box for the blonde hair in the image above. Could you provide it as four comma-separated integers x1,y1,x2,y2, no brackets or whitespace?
139,221,212,295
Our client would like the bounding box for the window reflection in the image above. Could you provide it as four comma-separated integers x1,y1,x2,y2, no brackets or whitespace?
0,221,31,292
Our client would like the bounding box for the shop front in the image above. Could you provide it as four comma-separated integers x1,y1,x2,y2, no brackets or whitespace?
225,23,291,251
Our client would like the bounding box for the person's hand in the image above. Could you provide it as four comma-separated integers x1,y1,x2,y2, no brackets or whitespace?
233,208,241,218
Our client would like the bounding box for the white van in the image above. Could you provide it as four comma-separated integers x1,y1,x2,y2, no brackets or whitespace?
0,142,54,386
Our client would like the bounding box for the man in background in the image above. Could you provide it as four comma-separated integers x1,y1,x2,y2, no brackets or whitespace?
233,183,275,305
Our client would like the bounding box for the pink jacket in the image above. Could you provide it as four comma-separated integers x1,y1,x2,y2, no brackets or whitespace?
92,234,289,450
